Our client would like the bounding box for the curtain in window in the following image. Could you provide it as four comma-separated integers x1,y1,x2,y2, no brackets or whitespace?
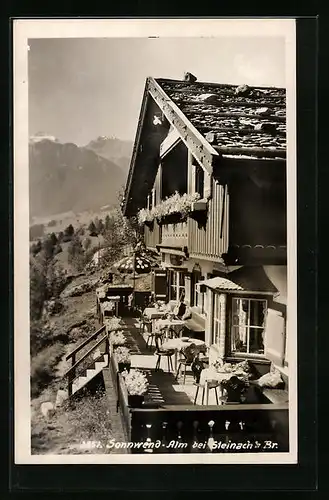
231,298,267,355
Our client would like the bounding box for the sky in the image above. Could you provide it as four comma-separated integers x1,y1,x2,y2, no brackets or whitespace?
28,36,286,146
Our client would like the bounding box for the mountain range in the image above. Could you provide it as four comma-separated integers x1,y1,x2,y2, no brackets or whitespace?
29,135,133,217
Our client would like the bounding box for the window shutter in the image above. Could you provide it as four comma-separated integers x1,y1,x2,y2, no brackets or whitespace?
264,308,285,366
152,269,168,301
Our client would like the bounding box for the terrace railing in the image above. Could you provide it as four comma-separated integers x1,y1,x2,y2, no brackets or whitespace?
129,404,289,454
64,325,108,397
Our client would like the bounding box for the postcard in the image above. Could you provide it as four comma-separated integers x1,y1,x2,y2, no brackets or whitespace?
13,18,297,465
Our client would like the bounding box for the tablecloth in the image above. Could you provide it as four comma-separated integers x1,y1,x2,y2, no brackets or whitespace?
143,308,166,320
161,337,206,352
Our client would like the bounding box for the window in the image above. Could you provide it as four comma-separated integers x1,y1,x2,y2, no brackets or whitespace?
195,163,204,198
212,293,223,345
147,189,155,211
231,297,267,355
194,277,208,316
170,270,185,302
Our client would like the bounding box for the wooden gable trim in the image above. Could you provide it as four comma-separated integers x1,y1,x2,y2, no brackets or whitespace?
122,81,150,216
160,127,181,158
148,78,219,175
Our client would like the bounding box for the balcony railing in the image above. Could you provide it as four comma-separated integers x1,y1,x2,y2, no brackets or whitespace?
161,222,188,248
144,222,162,250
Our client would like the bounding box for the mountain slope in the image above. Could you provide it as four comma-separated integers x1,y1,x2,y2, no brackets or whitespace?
29,139,126,217
84,136,133,173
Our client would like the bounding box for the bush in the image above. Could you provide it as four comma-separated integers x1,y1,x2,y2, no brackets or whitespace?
31,343,65,397
48,219,57,227
67,391,112,452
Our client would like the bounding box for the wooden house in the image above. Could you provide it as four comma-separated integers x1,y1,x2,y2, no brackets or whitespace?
122,77,288,381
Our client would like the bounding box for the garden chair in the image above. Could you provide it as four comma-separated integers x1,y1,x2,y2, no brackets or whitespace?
175,343,199,384
193,380,220,405
154,336,175,373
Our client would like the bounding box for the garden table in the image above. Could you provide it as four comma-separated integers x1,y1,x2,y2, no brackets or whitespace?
161,337,206,372
142,307,167,334
155,318,186,340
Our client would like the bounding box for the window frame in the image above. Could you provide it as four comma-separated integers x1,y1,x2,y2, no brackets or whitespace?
229,295,268,357
169,270,186,302
194,278,209,318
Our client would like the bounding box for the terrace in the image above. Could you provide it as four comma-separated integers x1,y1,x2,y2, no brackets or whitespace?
106,316,289,453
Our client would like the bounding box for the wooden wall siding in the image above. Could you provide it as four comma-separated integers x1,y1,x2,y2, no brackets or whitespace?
144,222,161,249
188,180,229,261
162,222,188,247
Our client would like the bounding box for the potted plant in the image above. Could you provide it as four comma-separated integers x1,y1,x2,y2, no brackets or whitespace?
221,375,249,403
110,330,126,347
137,208,154,228
115,346,131,373
123,369,149,407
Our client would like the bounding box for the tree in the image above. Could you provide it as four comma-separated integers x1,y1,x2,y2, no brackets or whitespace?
95,218,104,234
30,240,42,256
30,257,47,320
42,236,55,260
104,214,111,231
88,221,98,236
49,232,58,246
62,224,75,242
68,236,86,272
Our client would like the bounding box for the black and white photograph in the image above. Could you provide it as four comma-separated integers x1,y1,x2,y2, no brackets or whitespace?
13,18,297,464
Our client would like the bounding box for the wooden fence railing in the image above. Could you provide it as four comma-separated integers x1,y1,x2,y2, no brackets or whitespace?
64,325,107,396
129,404,289,453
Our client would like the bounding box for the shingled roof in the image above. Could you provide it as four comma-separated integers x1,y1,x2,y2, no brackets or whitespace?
156,78,286,157
122,76,286,216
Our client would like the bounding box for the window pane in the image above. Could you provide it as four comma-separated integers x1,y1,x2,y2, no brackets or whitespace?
179,273,185,286
232,298,247,327
250,300,266,327
231,326,247,353
249,327,265,354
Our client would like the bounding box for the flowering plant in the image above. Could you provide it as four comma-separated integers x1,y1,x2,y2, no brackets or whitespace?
111,330,126,346
123,369,149,396
102,300,116,312
105,317,121,331
137,208,154,225
137,191,201,226
115,346,131,363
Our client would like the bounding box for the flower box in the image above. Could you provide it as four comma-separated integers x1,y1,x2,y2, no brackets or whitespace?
157,212,187,225
127,394,145,408
191,200,208,212
118,361,131,373
138,192,201,226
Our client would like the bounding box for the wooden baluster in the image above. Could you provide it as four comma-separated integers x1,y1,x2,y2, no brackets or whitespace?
191,420,201,453
144,423,153,453
177,421,183,441
207,420,215,452
161,421,168,451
